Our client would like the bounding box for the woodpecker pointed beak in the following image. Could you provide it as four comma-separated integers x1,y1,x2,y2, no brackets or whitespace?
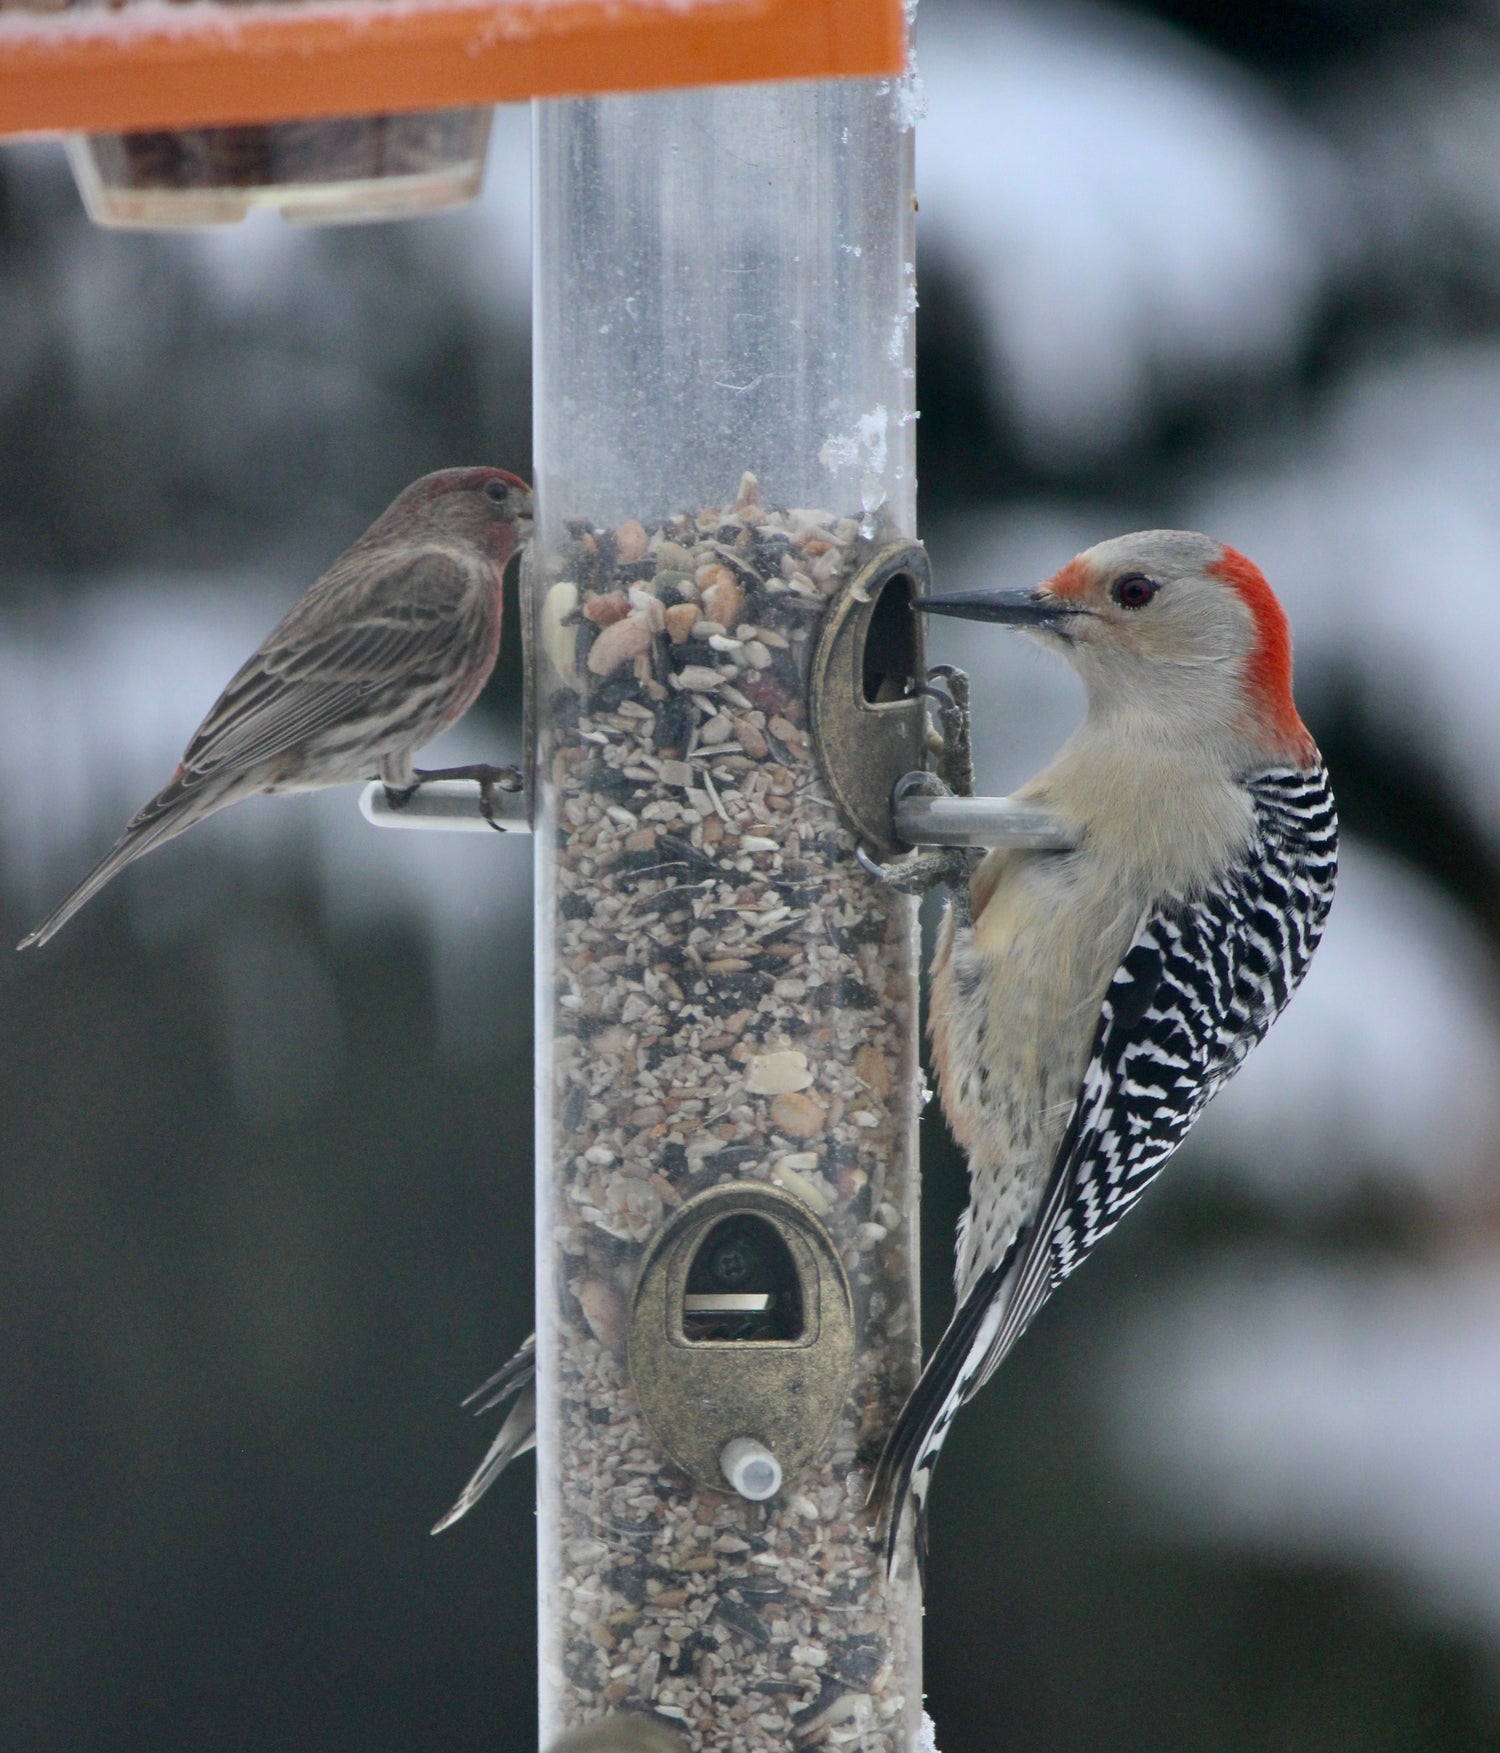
915,588,1088,631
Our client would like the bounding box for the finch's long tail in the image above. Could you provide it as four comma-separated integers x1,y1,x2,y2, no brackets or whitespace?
18,772,233,950
432,1333,537,1534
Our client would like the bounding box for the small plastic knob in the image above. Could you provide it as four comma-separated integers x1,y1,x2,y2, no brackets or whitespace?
720,1438,782,1501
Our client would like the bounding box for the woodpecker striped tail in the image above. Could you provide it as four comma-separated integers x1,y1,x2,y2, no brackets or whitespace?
868,1246,1021,1584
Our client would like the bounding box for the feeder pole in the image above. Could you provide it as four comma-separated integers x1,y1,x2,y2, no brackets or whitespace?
531,73,923,1750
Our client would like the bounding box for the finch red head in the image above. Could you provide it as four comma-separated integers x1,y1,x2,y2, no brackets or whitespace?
19,466,533,950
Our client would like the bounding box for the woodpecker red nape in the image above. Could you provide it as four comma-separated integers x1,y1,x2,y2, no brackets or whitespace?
1208,543,1311,758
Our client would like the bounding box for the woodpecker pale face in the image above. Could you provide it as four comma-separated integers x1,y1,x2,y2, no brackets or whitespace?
920,527,1308,763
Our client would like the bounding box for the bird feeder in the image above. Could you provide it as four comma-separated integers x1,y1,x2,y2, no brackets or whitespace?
525,76,926,1748
2,3,930,1746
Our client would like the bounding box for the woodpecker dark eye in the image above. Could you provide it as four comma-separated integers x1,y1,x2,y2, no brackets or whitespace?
485,479,509,504
1112,572,1159,610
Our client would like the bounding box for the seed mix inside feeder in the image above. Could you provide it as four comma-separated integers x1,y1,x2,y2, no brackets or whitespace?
534,473,924,1748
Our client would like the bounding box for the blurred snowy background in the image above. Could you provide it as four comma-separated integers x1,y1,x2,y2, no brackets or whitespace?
6,1,1500,1747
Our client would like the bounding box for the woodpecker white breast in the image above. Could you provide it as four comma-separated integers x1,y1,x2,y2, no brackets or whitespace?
874,530,1337,1583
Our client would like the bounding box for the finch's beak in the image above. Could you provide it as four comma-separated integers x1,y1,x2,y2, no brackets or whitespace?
915,587,1087,631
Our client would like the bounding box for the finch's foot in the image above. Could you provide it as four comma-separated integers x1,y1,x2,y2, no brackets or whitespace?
409,763,523,830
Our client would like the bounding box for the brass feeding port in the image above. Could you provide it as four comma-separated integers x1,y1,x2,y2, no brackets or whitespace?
626,1183,858,1500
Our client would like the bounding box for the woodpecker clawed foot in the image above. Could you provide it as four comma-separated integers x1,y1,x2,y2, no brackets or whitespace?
409,763,523,830
924,665,975,799
861,771,976,920
859,844,974,899
383,781,418,812
856,842,974,924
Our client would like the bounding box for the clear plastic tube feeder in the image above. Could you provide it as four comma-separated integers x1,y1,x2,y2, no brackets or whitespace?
530,74,924,1752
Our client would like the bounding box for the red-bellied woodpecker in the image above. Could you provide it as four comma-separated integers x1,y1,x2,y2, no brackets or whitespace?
868,529,1338,1580
19,467,532,950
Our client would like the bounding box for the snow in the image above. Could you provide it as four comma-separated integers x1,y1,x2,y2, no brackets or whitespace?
1110,1254,1500,1651
916,0,1346,463
1187,345,1500,846
1325,35,1500,284
0,0,738,49
179,101,533,321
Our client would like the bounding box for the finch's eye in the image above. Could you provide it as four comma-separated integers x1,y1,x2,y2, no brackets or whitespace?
485,480,509,504
1112,573,1159,610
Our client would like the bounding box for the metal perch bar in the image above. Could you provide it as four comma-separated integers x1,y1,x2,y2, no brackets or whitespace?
360,780,1073,851
891,793,1074,849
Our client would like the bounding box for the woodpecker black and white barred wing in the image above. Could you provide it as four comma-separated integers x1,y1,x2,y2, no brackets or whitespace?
873,763,1337,1575
1020,762,1337,1313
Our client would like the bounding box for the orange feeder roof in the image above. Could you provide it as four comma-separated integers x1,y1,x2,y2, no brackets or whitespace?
0,0,907,139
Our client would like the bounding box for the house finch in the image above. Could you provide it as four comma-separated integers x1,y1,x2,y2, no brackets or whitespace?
430,1333,535,1535
19,466,532,950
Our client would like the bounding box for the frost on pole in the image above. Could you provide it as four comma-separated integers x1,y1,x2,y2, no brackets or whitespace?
532,79,923,1750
